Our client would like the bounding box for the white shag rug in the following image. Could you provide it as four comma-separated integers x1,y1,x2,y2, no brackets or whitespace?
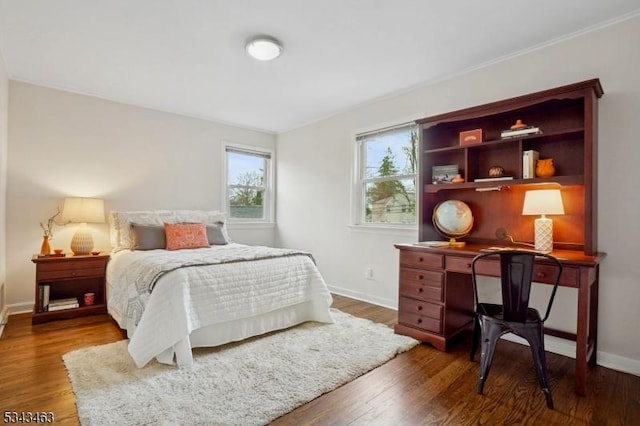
63,309,418,426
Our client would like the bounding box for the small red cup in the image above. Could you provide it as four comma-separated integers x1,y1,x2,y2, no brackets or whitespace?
84,292,95,306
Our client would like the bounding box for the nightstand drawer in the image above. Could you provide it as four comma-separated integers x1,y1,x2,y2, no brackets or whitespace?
398,297,442,333
36,259,106,281
399,250,443,269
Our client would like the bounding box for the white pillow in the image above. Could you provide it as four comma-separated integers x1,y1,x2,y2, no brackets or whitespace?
109,210,231,251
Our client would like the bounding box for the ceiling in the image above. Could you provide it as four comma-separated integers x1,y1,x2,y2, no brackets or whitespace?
0,1,639,134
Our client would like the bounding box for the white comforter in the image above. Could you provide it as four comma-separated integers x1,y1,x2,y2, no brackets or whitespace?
107,244,334,367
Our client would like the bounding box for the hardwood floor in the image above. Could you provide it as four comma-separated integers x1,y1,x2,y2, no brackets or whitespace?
1,294,639,425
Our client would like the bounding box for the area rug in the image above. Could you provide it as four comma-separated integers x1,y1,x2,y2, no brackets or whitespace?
63,309,418,425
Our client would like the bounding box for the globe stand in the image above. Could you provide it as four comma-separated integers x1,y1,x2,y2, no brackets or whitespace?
448,237,466,248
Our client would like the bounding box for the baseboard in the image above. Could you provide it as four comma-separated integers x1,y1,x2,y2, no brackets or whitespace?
327,285,397,310
7,302,33,316
0,305,8,338
501,334,640,377
328,285,640,377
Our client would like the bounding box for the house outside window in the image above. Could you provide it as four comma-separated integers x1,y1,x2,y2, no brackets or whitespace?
355,123,418,226
224,145,274,222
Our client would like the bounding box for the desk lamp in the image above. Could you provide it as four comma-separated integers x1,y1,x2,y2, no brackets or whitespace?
62,197,105,255
521,189,564,253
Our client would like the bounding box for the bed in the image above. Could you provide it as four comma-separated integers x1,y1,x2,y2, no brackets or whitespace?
106,210,334,368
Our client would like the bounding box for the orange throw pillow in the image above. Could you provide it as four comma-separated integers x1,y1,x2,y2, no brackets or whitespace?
164,222,209,250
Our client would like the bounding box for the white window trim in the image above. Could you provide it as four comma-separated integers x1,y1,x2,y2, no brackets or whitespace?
351,121,419,230
222,142,275,224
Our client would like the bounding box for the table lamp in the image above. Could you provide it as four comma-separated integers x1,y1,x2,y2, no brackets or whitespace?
62,197,105,255
521,189,564,253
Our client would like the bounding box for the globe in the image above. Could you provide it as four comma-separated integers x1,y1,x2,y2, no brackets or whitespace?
432,200,474,247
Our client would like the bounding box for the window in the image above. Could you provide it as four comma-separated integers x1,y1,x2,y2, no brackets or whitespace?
224,145,274,222
355,123,417,226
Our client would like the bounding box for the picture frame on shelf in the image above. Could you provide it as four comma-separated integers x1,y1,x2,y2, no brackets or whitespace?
432,164,459,184
459,128,483,146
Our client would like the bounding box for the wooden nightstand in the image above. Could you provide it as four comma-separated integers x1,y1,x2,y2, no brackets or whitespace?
31,254,110,325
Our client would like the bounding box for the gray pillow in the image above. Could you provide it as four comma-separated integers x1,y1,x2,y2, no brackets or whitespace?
130,223,166,250
206,222,228,245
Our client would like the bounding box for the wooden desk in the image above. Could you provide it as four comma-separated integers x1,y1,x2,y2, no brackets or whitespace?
394,243,605,396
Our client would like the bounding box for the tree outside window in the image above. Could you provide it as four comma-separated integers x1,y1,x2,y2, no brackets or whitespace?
357,124,417,225
225,147,272,221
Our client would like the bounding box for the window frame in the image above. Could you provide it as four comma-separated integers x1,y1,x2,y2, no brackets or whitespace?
222,143,275,225
352,122,418,229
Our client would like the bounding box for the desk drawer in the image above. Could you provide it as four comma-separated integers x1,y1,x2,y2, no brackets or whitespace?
398,297,442,333
400,268,443,302
533,265,578,287
446,255,578,287
446,256,483,274
400,250,443,269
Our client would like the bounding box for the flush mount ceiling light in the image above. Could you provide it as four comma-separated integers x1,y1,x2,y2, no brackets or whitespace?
245,36,283,61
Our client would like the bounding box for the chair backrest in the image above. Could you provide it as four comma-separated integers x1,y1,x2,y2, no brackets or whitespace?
471,250,563,323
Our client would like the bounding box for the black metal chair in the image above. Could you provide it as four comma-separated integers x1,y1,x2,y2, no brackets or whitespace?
469,250,562,409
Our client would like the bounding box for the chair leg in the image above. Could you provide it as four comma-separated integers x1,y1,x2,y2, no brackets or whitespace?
521,327,554,410
470,315,480,362
476,320,502,395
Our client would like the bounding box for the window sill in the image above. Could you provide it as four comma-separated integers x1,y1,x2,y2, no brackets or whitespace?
348,224,418,237
227,221,276,231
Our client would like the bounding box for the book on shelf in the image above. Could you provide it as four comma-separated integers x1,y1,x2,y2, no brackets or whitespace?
523,149,539,179
48,302,80,312
500,126,541,138
39,284,50,311
473,176,514,182
48,297,78,307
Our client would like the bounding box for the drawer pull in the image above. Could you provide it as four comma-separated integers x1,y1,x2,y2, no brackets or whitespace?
417,318,422,324
418,288,423,293
417,274,424,280
466,263,471,268
537,272,546,278
418,257,423,262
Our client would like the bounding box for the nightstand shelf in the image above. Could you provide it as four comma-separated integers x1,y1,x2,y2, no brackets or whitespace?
31,254,110,325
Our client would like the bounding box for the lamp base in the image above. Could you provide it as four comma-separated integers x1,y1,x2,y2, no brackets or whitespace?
534,216,553,253
70,226,94,256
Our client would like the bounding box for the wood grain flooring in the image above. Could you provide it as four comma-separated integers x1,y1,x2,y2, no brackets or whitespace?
1,294,639,425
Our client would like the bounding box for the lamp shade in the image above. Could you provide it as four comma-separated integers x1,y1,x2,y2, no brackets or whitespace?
521,190,565,216
62,198,105,223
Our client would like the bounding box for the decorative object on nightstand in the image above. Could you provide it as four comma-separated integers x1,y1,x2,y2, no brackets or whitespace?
535,158,556,178
39,208,61,255
521,189,565,253
62,198,105,256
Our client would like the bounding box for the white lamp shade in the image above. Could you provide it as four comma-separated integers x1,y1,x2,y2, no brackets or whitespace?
522,189,565,216
62,198,105,223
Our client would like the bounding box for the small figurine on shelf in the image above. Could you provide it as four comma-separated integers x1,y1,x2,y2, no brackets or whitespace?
536,158,556,178
510,119,528,130
452,174,465,183
488,166,505,178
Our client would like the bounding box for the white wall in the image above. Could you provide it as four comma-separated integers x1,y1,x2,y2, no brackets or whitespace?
277,15,640,374
5,82,276,311
0,51,8,328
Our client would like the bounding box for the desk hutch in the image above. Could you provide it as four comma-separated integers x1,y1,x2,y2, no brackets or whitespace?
394,79,605,395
